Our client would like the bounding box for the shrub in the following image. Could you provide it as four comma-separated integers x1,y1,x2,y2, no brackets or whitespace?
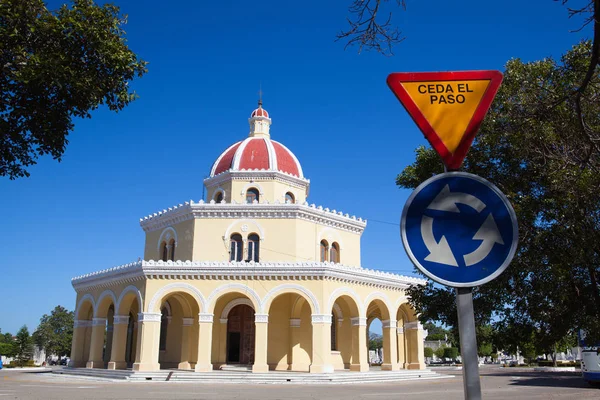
424,347,434,358
443,347,459,360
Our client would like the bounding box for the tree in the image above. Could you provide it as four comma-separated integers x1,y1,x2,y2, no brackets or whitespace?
400,41,600,348
443,347,459,361
0,0,147,179
33,305,74,360
15,325,33,363
0,330,17,358
368,332,383,350
424,346,434,361
434,346,446,360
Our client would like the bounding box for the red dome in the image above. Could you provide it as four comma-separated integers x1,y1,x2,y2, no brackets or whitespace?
251,107,269,118
210,137,303,178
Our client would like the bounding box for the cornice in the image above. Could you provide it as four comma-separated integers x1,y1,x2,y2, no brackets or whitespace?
71,260,426,292
204,170,310,189
139,201,367,234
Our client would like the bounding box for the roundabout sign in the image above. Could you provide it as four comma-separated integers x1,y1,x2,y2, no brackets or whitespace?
401,172,518,287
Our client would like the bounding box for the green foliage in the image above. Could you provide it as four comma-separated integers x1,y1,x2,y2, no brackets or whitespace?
368,332,383,350
33,305,74,359
434,346,446,359
15,326,33,363
423,322,454,343
424,347,434,358
0,331,17,358
403,41,600,349
0,0,148,179
443,347,459,360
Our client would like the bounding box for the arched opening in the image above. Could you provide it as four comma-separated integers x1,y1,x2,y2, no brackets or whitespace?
74,300,94,368
330,242,340,263
397,303,424,370
211,293,259,369
94,293,117,369
168,239,176,261
320,240,329,262
102,305,115,366
116,290,141,369
160,241,168,261
226,304,255,364
155,292,201,370
266,293,313,372
285,192,295,204
366,299,392,371
247,233,260,262
230,234,243,262
214,191,224,203
246,188,259,204
329,294,360,371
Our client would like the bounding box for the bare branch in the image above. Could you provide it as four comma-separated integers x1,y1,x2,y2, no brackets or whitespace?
336,0,406,56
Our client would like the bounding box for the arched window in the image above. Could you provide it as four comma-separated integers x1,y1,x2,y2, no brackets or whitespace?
330,312,337,351
159,306,169,351
246,188,259,204
169,239,176,261
320,240,329,262
230,234,243,262
285,192,295,204
214,191,224,203
160,241,168,262
247,234,260,262
330,242,340,263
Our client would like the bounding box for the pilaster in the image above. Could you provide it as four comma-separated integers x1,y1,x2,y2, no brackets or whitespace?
86,318,106,369
404,321,426,370
69,320,91,368
194,313,213,372
107,315,129,370
309,315,333,373
350,317,368,372
132,312,161,372
381,320,398,371
179,318,194,369
252,314,269,373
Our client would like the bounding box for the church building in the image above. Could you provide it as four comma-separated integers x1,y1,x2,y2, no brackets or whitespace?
69,102,426,374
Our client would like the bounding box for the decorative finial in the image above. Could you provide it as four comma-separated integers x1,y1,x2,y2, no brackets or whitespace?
258,83,263,107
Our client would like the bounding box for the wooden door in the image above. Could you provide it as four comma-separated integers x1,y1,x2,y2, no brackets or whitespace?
227,304,255,364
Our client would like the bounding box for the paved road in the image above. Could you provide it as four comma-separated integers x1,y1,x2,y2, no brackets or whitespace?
0,367,598,399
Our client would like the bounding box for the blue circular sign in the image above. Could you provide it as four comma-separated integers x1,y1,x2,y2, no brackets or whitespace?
401,172,518,287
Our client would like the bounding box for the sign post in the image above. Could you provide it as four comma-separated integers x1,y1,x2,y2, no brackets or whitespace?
389,71,517,400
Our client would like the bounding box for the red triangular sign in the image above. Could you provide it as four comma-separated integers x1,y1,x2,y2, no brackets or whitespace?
387,70,503,170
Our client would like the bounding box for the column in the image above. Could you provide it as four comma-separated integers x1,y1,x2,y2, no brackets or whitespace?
86,318,106,369
132,312,161,372
217,318,228,368
252,314,269,373
194,313,213,372
178,318,194,369
397,325,406,369
381,320,398,371
310,314,333,373
350,317,368,372
288,318,300,370
405,321,426,370
69,320,91,367
107,315,129,370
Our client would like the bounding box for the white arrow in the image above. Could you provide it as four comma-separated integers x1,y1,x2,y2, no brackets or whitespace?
421,215,458,267
427,185,486,213
463,214,504,266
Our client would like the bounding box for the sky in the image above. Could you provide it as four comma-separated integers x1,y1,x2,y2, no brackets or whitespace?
0,0,592,335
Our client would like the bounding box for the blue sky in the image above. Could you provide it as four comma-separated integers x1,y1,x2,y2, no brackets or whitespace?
0,0,590,335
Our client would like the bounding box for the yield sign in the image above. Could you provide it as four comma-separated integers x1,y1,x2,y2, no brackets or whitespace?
387,71,503,170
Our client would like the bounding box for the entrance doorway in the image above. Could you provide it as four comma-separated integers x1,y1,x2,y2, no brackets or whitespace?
227,304,255,364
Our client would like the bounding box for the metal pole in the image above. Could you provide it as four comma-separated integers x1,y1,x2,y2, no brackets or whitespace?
456,287,482,400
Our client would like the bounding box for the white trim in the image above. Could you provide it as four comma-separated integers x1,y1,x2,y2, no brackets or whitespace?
311,314,332,324
182,317,194,326
113,315,130,325
161,300,172,316
327,287,364,317
397,327,405,335
206,283,261,313
289,318,301,328
157,227,178,251
220,298,255,319
382,320,397,329
219,318,228,324
92,318,106,327
75,294,96,319
74,320,93,328
138,312,161,323
351,317,367,326
255,314,269,323
212,187,226,203
272,140,304,178
210,141,241,176
332,303,343,320
231,137,253,170
116,285,143,315
239,181,265,198
364,292,393,319
404,321,423,331
261,284,320,314
263,137,278,171
147,282,208,314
